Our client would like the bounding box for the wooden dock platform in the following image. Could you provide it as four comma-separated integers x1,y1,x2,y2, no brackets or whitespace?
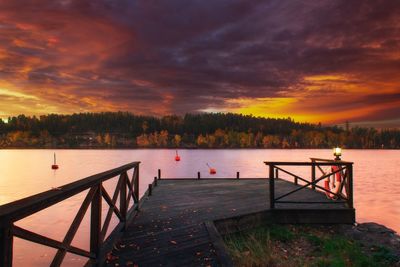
0,160,354,267
105,178,355,266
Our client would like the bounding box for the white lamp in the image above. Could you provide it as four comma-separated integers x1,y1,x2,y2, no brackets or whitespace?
333,147,342,160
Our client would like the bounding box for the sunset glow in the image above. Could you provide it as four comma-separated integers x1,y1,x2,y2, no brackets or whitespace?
0,1,399,127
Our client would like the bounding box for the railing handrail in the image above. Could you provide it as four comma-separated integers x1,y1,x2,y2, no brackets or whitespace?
309,157,339,162
264,161,353,166
0,161,140,225
265,160,354,210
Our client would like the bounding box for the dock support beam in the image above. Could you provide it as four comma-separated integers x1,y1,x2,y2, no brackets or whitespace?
158,169,161,180
135,165,140,204
197,172,201,179
120,173,127,230
0,225,13,267
311,164,316,190
236,172,239,179
269,165,275,209
348,164,353,209
90,185,102,266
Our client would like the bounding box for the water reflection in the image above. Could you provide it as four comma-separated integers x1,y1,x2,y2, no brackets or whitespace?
0,149,399,266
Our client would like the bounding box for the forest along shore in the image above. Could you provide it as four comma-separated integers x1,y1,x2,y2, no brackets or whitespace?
1,112,399,148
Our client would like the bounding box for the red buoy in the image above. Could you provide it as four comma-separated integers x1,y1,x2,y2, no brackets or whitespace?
51,153,59,170
175,150,181,161
206,163,216,174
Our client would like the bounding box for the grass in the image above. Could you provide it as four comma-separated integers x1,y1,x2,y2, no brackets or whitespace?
223,224,399,267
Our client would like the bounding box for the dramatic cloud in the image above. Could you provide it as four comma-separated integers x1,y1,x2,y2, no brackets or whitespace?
0,0,399,127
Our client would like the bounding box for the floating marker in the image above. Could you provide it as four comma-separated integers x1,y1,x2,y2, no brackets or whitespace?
175,150,181,161
51,153,59,170
206,163,216,174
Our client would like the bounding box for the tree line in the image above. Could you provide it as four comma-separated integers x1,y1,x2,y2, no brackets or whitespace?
0,112,399,149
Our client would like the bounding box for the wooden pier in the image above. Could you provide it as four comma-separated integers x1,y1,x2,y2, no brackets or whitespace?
0,159,354,267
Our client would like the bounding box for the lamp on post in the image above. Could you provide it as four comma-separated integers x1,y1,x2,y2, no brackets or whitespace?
333,147,342,161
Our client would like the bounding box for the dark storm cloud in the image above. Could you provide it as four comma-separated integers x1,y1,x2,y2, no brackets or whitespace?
0,0,399,125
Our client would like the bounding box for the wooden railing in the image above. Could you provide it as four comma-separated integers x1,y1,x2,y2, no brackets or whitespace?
264,159,353,209
0,162,140,267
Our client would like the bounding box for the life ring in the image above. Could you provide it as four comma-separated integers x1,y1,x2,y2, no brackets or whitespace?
324,165,343,199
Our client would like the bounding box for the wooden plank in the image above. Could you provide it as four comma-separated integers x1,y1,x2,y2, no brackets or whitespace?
311,164,316,190
90,185,102,265
264,161,353,166
269,166,275,209
120,172,127,229
348,164,354,208
134,165,139,203
0,225,13,267
204,221,234,267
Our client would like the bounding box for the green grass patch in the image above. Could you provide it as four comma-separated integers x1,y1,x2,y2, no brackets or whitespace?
223,225,399,267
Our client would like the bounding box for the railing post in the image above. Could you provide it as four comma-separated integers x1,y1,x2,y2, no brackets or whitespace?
154,177,157,186
0,224,13,267
275,169,279,179
120,173,127,230
269,165,275,209
90,184,102,265
197,172,200,179
348,163,353,209
135,165,140,204
311,163,316,190
158,169,161,180
236,172,239,179
148,184,152,196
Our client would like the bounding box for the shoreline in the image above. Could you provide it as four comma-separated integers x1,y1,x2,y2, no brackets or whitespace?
224,222,400,266
1,147,399,150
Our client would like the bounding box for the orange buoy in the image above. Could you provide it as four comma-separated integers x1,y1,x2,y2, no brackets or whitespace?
51,153,59,170
206,163,216,175
175,150,181,161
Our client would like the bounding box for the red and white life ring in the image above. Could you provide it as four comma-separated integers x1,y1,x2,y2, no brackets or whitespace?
324,165,343,199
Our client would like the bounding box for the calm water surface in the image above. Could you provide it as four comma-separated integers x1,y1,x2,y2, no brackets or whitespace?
0,149,399,266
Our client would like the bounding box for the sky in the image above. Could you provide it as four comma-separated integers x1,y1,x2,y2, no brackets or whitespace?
0,0,399,127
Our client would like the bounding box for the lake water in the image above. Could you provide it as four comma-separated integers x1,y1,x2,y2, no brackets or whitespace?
0,149,399,266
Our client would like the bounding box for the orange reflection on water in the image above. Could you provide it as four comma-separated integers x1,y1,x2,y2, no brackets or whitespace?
0,149,399,265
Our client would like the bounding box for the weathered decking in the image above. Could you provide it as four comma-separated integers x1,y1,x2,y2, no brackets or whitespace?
105,178,355,266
